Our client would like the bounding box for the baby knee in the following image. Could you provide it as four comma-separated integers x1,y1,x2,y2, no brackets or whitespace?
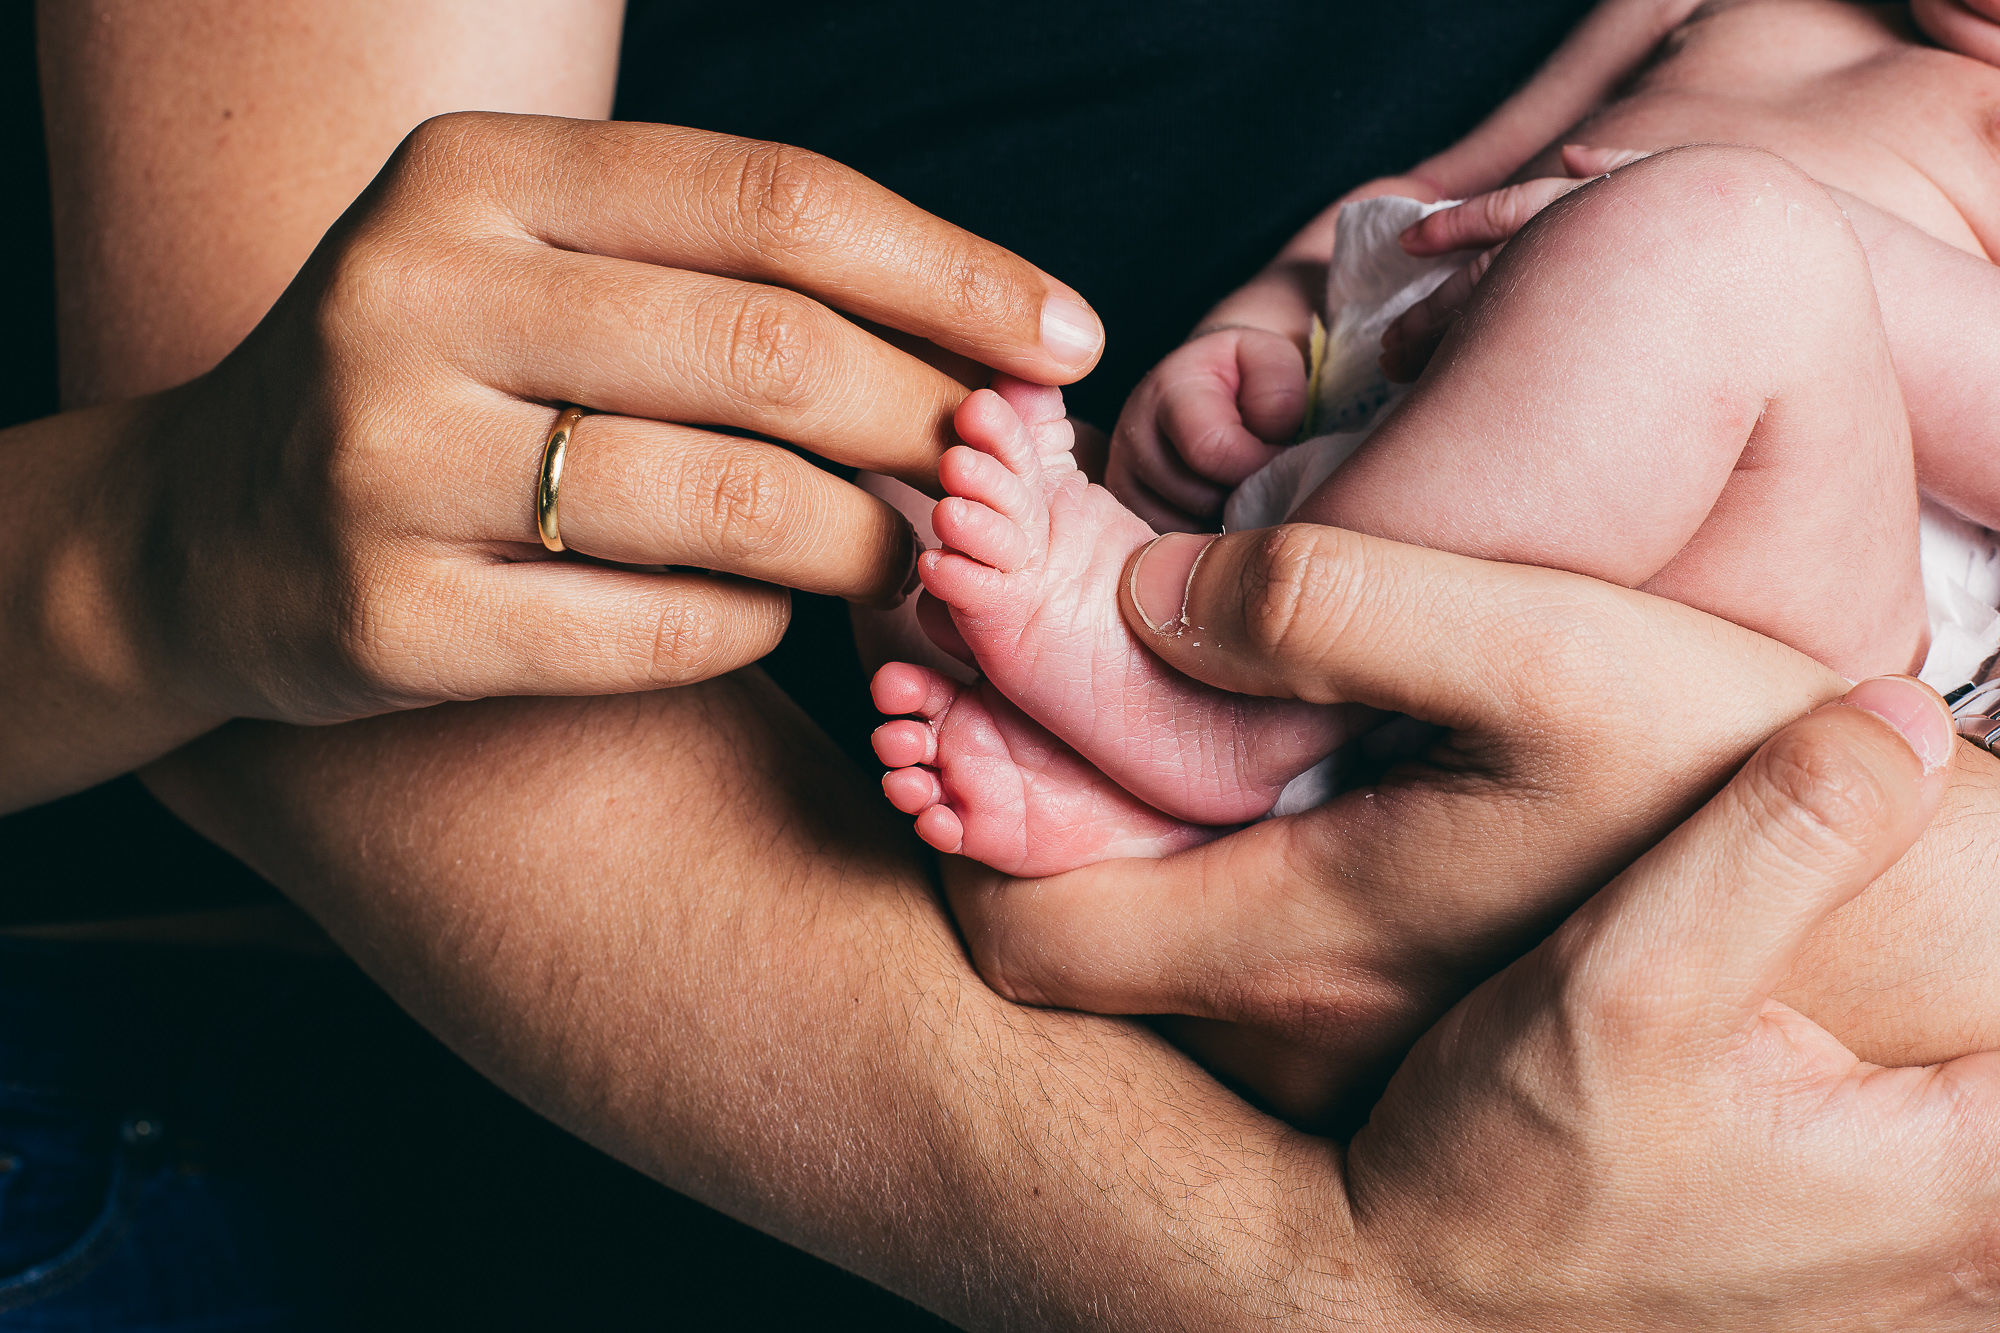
1555,145,1870,310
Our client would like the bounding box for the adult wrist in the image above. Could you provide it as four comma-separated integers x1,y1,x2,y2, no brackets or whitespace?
1,389,228,808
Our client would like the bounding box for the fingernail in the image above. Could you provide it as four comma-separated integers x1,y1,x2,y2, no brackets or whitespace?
1040,294,1104,369
1129,532,1217,632
1843,675,1954,775
1380,318,1408,350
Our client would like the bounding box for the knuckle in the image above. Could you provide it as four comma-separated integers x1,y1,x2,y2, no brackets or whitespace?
384,112,507,204
691,449,795,556
643,594,727,683
1237,526,1360,671
317,228,441,341
398,111,482,165
732,140,851,252
328,561,430,707
716,289,822,410
1746,724,1895,860
1476,189,1517,234
1553,934,1665,1057
930,246,1031,331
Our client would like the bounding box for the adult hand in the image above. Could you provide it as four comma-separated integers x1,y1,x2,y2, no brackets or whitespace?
945,525,1971,1119
1348,673,2000,1330
130,114,1104,726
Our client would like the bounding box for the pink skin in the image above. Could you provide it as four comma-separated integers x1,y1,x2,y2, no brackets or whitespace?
1106,326,1310,532
870,663,1212,876
874,376,1349,846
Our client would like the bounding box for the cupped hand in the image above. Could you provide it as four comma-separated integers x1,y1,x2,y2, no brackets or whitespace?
1343,676,2000,1331
135,114,1104,725
945,523,1872,1120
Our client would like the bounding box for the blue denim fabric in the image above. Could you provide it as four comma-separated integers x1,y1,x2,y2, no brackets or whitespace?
0,1099,309,1330
0,947,345,1329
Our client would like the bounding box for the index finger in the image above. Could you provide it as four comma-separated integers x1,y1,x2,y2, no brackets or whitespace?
421,115,1105,383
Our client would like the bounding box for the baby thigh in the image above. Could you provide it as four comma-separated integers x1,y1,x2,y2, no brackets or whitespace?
1294,145,1926,679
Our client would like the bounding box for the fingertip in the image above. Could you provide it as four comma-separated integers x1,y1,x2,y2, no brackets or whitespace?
1838,675,1955,776
915,803,965,854
1126,532,1219,633
1039,292,1105,377
1399,217,1439,254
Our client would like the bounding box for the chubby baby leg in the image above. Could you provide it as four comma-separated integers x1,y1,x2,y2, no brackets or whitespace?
1295,145,1928,679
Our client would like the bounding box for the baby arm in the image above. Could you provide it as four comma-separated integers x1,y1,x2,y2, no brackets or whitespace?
1108,0,1698,529
1912,0,2000,64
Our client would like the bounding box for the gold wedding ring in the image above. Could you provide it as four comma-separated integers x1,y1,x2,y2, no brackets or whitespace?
536,405,587,552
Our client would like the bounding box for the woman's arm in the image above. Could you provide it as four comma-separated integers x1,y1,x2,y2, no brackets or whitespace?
37,0,625,405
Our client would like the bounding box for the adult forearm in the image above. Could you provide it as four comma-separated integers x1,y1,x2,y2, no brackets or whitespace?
142,681,1355,1330
0,391,227,811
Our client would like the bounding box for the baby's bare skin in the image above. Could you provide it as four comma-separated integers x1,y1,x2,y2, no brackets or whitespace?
1579,0,2000,256
871,0,2000,1070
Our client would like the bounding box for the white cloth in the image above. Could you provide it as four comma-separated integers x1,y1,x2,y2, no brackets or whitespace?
1228,195,2000,815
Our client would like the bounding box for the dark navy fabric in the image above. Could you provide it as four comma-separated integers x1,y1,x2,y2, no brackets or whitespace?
1,1,1594,1324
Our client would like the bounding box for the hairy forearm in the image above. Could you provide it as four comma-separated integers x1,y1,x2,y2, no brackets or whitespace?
143,681,1356,1329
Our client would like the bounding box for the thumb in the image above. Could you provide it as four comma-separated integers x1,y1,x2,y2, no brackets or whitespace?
1563,676,1955,1042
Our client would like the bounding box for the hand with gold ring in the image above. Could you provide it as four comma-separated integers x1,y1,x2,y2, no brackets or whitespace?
5,115,1104,808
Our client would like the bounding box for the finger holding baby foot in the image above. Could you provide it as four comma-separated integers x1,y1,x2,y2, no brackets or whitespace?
929,374,1345,824
945,530,1859,1122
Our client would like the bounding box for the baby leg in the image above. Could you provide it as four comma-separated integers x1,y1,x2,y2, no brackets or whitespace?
1297,145,1928,679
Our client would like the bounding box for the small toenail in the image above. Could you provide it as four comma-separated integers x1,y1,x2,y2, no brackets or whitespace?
1040,294,1104,370
1129,532,1217,633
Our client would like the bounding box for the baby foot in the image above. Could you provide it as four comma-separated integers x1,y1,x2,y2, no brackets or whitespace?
921,377,1349,825
871,662,1212,877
